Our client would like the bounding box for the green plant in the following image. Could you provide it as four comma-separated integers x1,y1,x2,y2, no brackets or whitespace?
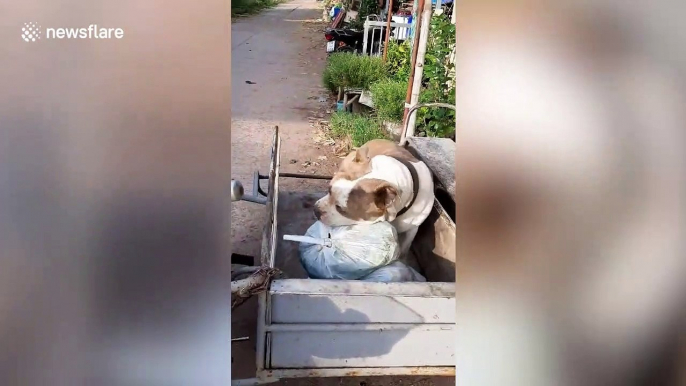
231,0,284,16
384,15,455,137
417,87,455,137
369,79,406,123
347,18,364,30
330,112,387,147
417,14,455,137
385,40,412,81
322,53,388,93
357,0,379,24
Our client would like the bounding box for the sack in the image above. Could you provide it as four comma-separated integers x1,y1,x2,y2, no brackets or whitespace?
288,221,400,280
361,261,427,282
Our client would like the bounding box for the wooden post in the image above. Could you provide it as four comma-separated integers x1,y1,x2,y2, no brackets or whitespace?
404,0,432,139
401,0,425,125
382,0,394,61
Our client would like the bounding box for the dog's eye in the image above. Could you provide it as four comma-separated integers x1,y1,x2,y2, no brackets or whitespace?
335,204,343,212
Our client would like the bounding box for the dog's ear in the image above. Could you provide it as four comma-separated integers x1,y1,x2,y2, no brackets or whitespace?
354,146,370,163
373,183,398,209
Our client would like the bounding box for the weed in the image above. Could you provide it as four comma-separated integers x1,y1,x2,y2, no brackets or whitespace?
322,54,388,93
232,0,284,17
329,112,387,147
369,79,406,123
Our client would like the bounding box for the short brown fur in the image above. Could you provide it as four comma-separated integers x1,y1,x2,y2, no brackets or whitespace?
337,178,398,221
335,139,418,182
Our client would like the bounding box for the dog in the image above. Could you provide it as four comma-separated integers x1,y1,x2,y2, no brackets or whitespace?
313,139,435,254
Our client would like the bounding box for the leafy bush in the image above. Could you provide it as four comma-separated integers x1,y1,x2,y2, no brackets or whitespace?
417,15,455,137
381,15,455,138
232,0,283,16
385,40,412,81
370,79,406,123
418,87,455,137
355,0,379,27
330,112,387,147
322,53,388,93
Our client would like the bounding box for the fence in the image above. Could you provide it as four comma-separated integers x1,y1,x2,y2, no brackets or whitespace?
362,18,412,56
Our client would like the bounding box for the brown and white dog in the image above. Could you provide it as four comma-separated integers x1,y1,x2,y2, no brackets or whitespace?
313,139,434,254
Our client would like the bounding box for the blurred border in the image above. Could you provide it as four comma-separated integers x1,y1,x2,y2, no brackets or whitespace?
0,1,232,385
456,1,686,385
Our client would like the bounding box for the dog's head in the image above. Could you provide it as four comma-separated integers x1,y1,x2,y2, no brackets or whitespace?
314,146,400,226
314,176,399,227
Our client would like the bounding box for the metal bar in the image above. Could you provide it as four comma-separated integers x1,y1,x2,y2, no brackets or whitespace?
255,127,280,377
232,336,250,342
241,195,267,205
400,102,456,145
382,0,394,61
263,367,455,379
279,172,333,180
265,323,453,332
362,19,369,55
365,21,411,28
270,278,455,297
252,170,261,198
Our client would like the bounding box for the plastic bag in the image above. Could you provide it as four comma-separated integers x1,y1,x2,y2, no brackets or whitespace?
286,221,400,280
360,261,427,282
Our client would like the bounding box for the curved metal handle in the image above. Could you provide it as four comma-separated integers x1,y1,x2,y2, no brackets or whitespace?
399,102,456,145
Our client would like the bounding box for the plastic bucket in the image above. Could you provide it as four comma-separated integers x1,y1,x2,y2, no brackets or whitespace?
336,101,345,111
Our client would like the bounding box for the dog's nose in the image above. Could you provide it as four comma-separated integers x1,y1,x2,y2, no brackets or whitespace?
313,206,322,220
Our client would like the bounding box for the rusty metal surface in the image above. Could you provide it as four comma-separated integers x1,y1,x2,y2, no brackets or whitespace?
265,367,455,379
256,127,281,376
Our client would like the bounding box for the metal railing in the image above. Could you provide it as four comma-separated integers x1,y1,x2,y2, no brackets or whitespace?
362,17,412,56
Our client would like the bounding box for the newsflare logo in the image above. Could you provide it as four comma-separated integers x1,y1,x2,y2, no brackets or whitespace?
22,22,124,43
22,22,41,42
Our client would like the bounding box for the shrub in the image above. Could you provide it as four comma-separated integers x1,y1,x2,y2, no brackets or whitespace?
232,0,283,16
329,112,387,147
381,15,455,138
418,86,455,138
385,40,412,81
322,54,388,93
369,79,406,123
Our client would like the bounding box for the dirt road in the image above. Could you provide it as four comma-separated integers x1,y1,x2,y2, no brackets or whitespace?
231,1,452,384
231,0,337,262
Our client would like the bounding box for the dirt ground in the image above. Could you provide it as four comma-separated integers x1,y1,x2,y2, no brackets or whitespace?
231,1,453,384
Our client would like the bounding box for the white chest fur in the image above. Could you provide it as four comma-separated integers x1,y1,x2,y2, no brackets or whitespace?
363,155,435,233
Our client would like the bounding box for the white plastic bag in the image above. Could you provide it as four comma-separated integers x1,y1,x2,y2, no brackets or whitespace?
285,221,400,280
360,261,427,282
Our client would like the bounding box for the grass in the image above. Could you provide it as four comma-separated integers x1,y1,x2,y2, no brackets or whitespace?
322,53,388,93
329,112,388,147
232,0,284,17
369,79,407,123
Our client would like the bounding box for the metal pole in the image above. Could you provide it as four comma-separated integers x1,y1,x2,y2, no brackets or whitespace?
362,18,369,55
404,0,432,140
382,0,394,61
401,0,424,127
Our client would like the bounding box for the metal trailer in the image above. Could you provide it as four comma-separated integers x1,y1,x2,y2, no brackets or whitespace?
232,105,456,385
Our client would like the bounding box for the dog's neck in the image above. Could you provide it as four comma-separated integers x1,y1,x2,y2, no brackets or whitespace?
361,155,415,212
